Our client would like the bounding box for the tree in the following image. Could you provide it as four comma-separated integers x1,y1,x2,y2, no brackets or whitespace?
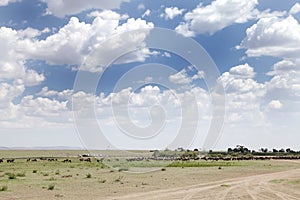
260,148,268,153
279,148,285,153
273,149,278,153
227,148,233,153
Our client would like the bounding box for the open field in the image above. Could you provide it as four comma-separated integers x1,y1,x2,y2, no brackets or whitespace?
0,150,300,199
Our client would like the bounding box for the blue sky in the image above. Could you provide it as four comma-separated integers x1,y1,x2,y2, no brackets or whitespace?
0,0,300,150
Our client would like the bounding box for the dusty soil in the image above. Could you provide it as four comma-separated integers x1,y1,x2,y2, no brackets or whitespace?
110,167,300,200
0,152,299,200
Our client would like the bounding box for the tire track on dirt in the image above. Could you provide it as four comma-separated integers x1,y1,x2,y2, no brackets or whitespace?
109,168,300,200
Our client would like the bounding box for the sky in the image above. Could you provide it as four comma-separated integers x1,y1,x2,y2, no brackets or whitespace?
0,0,299,151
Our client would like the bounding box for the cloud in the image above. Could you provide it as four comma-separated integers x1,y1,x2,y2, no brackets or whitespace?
26,11,154,72
169,69,192,85
238,15,300,58
290,3,300,15
175,23,195,37
42,0,130,18
142,9,151,18
216,63,266,124
137,3,145,11
267,100,282,110
228,63,255,79
176,0,258,35
0,27,45,86
0,0,19,6
0,82,24,108
164,7,185,20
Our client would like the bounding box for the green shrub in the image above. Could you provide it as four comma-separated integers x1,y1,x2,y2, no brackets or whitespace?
0,186,8,191
43,173,49,176
118,168,129,172
86,173,92,178
114,176,123,182
16,172,26,177
6,173,16,179
48,184,55,190
99,179,106,183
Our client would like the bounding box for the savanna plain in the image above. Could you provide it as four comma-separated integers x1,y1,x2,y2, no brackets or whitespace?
0,150,300,200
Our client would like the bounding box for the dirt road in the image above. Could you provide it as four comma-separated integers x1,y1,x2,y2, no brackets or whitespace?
110,168,300,200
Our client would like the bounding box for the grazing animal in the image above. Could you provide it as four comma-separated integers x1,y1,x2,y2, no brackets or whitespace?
63,159,72,163
0,159,3,163
7,159,15,163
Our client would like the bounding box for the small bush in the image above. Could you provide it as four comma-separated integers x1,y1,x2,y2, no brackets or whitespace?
47,177,56,181
99,179,106,183
55,170,60,175
86,173,92,178
0,186,8,191
43,173,49,176
114,176,123,182
118,168,129,172
6,173,16,179
16,172,26,177
48,184,55,190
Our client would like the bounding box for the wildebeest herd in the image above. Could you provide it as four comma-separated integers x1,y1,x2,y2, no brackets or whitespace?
1,155,300,164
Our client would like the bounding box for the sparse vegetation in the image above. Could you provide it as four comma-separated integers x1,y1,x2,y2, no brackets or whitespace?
16,172,26,177
0,185,8,192
114,176,123,182
48,184,55,190
0,149,299,199
86,173,92,178
118,168,129,172
168,161,238,168
42,172,49,176
6,172,16,179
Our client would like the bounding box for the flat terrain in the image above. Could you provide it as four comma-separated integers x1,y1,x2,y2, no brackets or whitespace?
0,150,300,199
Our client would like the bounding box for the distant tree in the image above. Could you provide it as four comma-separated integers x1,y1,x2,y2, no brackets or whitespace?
193,148,199,152
279,148,285,153
273,149,278,153
177,147,185,152
286,148,291,153
227,148,233,153
260,148,268,153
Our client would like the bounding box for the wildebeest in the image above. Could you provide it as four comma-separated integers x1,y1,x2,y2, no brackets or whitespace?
79,157,91,162
0,159,3,163
7,159,14,163
63,159,72,163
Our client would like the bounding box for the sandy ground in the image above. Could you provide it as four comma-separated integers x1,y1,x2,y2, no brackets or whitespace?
110,167,300,200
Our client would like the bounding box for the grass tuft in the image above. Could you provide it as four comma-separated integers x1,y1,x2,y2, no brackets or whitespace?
48,184,55,190
86,173,92,178
0,186,8,192
5,172,16,179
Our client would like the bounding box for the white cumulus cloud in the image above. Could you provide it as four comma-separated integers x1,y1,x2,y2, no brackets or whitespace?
42,0,130,18
238,16,300,58
164,7,185,20
176,0,258,35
